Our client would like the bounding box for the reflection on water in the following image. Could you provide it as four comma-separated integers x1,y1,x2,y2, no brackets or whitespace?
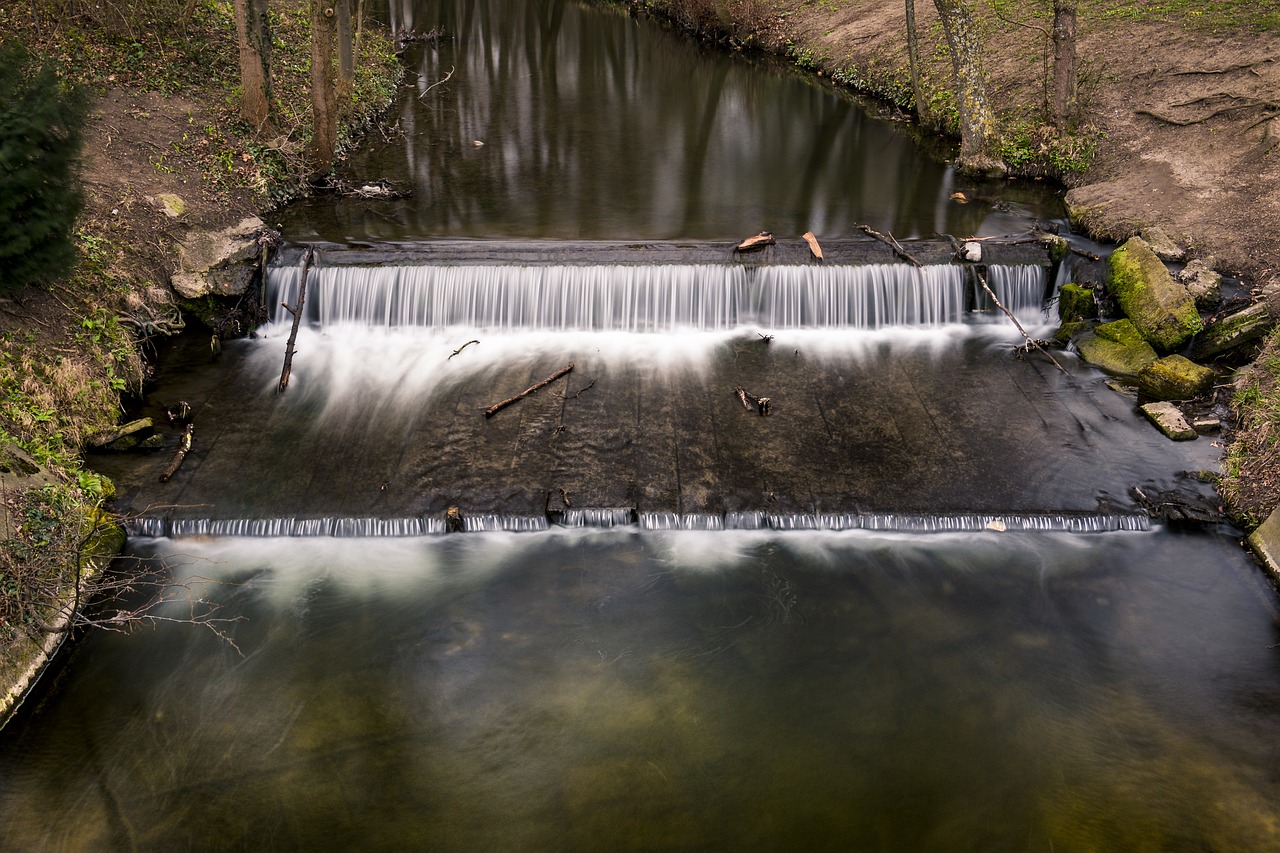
1,531,1277,850
277,0,1059,243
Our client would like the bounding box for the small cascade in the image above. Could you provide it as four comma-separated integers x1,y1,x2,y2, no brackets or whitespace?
126,511,1150,539
266,261,1050,332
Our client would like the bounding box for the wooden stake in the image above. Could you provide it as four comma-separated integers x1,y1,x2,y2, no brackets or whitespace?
278,247,314,394
484,363,574,418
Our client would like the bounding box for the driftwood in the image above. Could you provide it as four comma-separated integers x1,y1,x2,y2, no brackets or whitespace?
278,247,314,394
735,387,773,416
973,267,1068,374
445,506,464,533
159,424,194,483
448,339,479,360
802,231,824,261
419,65,455,100
736,231,775,251
857,224,923,266
484,363,574,418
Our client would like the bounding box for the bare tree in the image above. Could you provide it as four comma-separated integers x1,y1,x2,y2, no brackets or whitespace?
932,0,1003,172
1051,0,1079,130
235,0,273,133
310,0,339,166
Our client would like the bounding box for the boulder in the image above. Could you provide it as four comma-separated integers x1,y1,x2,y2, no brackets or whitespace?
1139,401,1197,441
1247,505,1280,583
171,216,265,299
149,193,187,219
1191,303,1273,361
1136,355,1215,401
1105,236,1202,351
1138,226,1186,262
1057,283,1097,322
1177,257,1222,308
1074,320,1160,379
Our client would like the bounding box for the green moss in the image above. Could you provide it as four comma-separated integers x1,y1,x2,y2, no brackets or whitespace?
1105,237,1202,351
1137,355,1216,401
1075,324,1159,379
1057,283,1097,322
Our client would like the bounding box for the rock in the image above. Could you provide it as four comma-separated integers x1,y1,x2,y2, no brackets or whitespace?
139,434,166,450
1057,283,1097,322
1054,319,1089,345
1191,303,1273,361
1177,257,1222,308
1138,226,1186,262
87,417,154,450
150,193,187,219
1247,506,1280,583
171,216,265,299
1042,234,1070,264
1136,355,1215,401
1192,417,1221,434
1139,401,1197,441
957,241,982,262
1073,319,1159,378
0,444,58,538
1105,236,1202,351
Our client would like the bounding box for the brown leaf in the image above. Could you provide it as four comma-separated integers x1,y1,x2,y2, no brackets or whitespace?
736,231,775,251
801,230,824,261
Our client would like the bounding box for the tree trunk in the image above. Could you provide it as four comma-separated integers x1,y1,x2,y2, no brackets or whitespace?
235,0,273,133
905,0,931,126
336,0,354,95
1051,0,1079,130
932,0,1003,172
310,0,339,167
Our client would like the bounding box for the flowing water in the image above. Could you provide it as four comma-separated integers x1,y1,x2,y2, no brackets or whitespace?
3,0,1280,850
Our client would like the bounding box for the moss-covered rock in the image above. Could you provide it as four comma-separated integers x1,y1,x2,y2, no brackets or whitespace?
1140,401,1198,441
1192,303,1273,361
1054,320,1090,345
1073,319,1159,378
1057,283,1097,322
1105,237,1202,351
1137,354,1215,400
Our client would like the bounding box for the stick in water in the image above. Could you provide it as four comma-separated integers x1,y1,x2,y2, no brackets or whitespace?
159,423,194,483
278,247,314,394
973,267,1068,374
484,364,575,418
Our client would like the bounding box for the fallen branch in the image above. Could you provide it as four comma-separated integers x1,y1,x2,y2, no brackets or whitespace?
973,267,1067,374
419,65,455,100
735,386,773,415
857,224,922,266
159,424,194,483
278,247,314,394
573,378,596,398
448,339,479,360
484,363,574,418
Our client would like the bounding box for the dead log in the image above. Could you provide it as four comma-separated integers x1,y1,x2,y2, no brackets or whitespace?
484,363,574,418
159,424,194,483
278,247,314,394
856,224,923,266
735,387,773,415
736,231,775,251
802,231,824,261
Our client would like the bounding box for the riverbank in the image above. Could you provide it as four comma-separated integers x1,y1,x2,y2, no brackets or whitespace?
0,0,401,722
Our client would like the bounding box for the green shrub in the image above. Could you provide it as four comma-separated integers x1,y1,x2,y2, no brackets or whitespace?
0,41,90,295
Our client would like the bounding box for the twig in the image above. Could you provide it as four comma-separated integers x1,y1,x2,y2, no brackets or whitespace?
159,424,194,483
419,65,454,100
278,248,314,394
573,378,596,398
857,224,922,266
973,267,1067,374
484,364,574,418
448,339,479,359
734,387,773,415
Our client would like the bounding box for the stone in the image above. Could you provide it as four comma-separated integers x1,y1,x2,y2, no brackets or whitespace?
139,434,166,450
1042,234,1070,264
1192,417,1221,434
1053,320,1089,345
1057,283,1097,322
1247,506,1280,583
171,215,265,299
151,193,187,218
1191,303,1273,361
1136,355,1216,401
1138,226,1186,262
1139,401,1197,441
1073,319,1158,379
1177,257,1222,308
1105,236,1202,351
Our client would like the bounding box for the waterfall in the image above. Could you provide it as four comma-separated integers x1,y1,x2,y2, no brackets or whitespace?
266,261,1051,332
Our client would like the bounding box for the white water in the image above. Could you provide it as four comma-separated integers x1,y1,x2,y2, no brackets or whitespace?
266,262,1049,331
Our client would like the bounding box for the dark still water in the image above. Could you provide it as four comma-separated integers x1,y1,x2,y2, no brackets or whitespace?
277,0,1058,243
2,531,1279,851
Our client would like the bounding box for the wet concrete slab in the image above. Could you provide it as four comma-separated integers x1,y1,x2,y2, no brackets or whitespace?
91,327,1222,529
